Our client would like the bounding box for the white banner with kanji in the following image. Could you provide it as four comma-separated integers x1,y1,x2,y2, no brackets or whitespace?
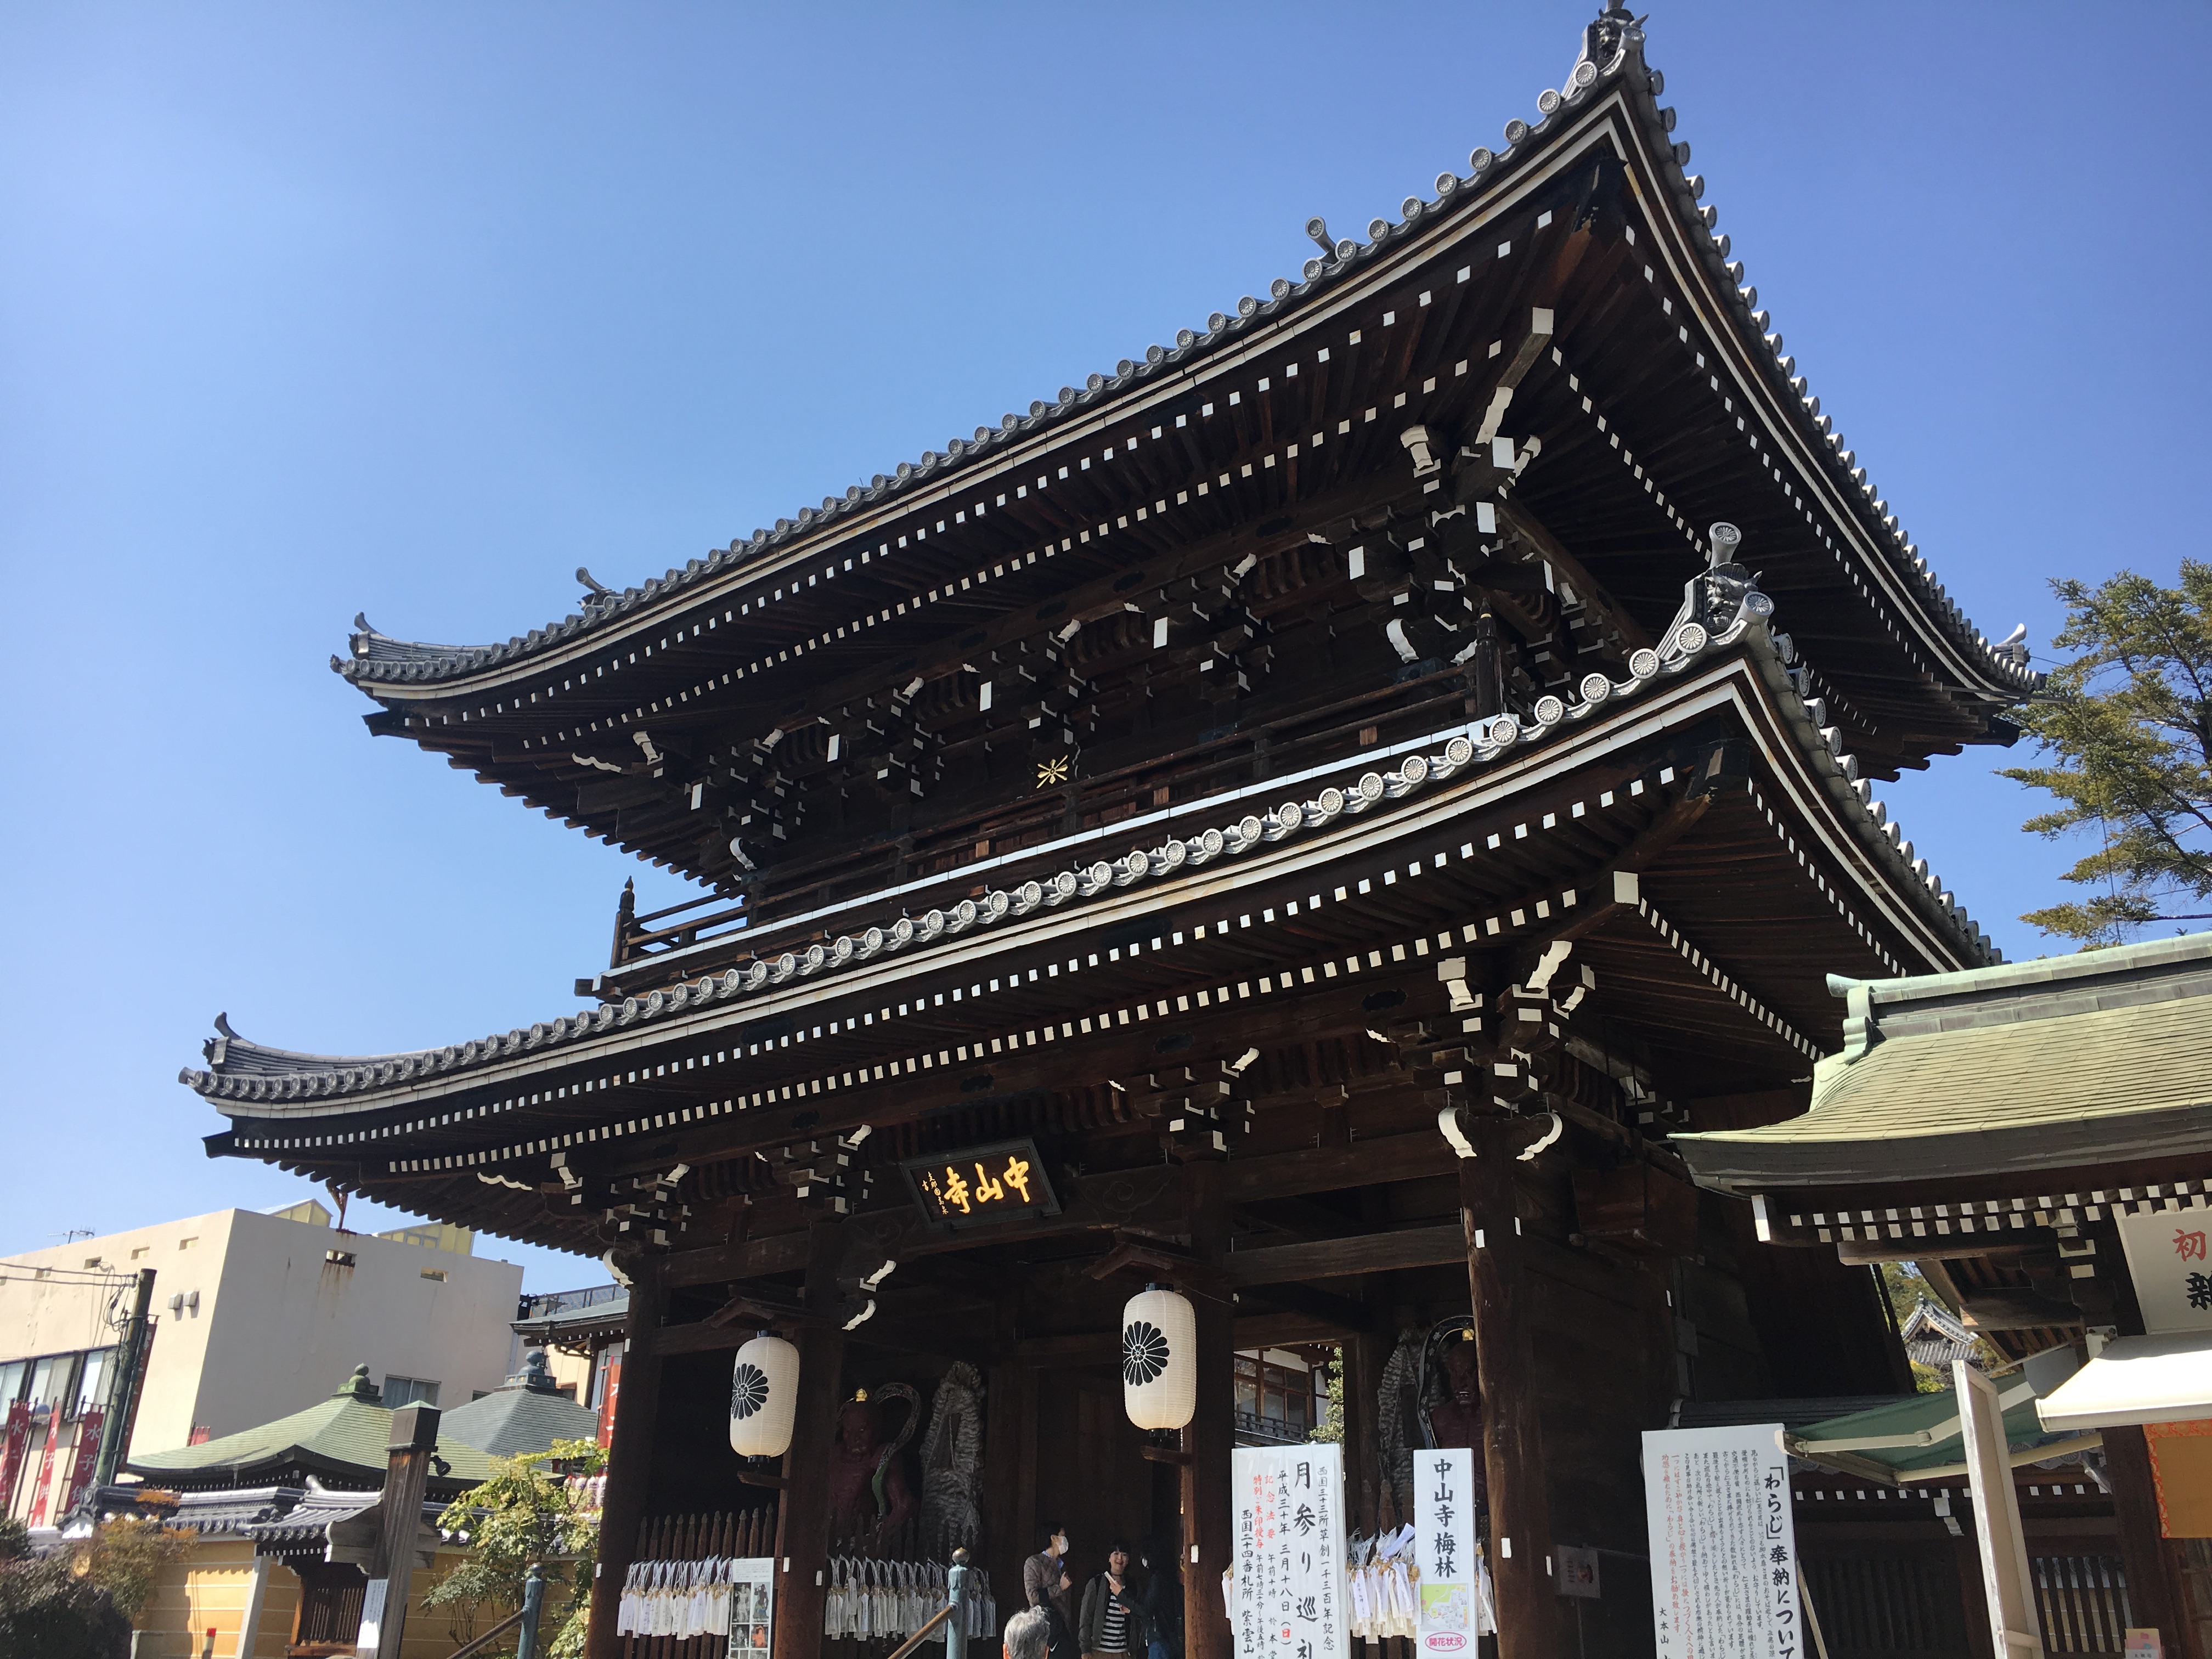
1411,1446,1476,1654
1642,1424,1803,1659
1232,1442,1348,1659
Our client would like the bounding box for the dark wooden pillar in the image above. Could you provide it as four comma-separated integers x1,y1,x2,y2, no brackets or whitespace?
1457,1120,1560,1659
1341,1325,1390,1537
585,1255,665,1659
773,1220,848,1659
1181,1161,1234,1659
2106,1425,2201,1659
984,1277,1038,1617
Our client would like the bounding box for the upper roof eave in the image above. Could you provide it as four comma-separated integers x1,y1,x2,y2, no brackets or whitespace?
329,10,2036,711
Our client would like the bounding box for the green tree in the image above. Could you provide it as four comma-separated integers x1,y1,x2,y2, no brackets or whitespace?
0,1517,133,1659
2002,563,2212,945
76,1515,192,1621
1308,1356,1344,1444
426,1437,605,1658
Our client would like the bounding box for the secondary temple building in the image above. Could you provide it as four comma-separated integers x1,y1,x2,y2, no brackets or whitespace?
178,9,2046,1656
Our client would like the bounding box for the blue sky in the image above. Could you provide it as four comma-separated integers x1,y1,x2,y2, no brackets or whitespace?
3,2,2206,1289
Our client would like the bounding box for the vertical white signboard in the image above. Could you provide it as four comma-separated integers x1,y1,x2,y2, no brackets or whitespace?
1642,1424,1803,1659
1233,1442,1349,1659
1412,1447,1478,1655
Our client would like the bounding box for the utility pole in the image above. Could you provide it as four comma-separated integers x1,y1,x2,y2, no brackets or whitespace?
94,1268,156,1488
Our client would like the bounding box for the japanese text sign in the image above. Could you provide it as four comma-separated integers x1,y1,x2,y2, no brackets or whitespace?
1233,1442,1348,1659
2118,1209,2212,1335
900,1137,1060,1231
1413,1447,1476,1654
1642,1425,1801,1659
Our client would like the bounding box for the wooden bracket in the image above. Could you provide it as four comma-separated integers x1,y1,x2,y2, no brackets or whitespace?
1086,1233,1227,1296
1137,1443,1193,1468
737,1470,792,1491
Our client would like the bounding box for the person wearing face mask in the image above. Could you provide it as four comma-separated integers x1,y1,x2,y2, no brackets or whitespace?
1079,1539,1152,1659
1023,1521,1077,1659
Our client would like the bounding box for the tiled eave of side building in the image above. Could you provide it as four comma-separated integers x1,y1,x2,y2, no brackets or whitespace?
327,14,2039,886
1673,932,2212,1197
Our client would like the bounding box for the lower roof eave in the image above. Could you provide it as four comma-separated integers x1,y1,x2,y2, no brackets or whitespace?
1675,1102,2212,1195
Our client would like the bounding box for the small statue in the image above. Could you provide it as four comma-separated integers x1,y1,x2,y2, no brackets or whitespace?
1425,1341,1486,1479
827,1385,921,1543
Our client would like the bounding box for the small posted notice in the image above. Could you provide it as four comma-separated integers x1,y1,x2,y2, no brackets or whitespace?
1232,1442,1349,1659
1413,1447,1477,1654
1642,1424,1801,1659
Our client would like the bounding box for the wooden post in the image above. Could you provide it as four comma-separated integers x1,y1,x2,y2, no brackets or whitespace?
233,1553,269,1659
585,1257,665,1659
359,1403,439,1659
2104,1425,2199,1658
1181,1161,1234,1659
772,1220,848,1659
1340,1327,1390,1537
1455,1118,1560,1659
984,1294,1037,1615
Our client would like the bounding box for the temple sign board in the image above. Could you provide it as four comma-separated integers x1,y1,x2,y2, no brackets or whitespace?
1413,1447,1487,1651
1641,1424,1802,1659
1233,1443,1348,1659
899,1138,1060,1231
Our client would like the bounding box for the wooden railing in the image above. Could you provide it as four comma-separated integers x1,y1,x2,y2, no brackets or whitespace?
602,664,1483,981
444,1606,526,1658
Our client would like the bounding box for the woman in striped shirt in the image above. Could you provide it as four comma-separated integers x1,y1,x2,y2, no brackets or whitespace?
1079,1541,1150,1659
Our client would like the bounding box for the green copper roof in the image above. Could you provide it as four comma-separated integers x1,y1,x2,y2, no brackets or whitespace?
1784,1381,2060,1485
128,1365,493,1493
438,1351,600,1459
1674,932,2212,1191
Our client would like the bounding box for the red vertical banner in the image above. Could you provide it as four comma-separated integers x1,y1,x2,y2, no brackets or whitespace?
63,1409,104,1518
0,1402,30,1518
597,1357,622,1449
25,1421,63,1527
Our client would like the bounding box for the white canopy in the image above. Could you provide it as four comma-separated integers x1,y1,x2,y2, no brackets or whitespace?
2035,1332,2212,1434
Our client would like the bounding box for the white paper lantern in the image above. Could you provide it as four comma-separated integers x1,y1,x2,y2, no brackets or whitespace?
1121,1284,1198,1431
729,1334,800,1458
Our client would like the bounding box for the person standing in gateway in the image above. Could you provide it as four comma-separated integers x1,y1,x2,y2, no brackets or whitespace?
1023,1521,1077,1659
1079,1539,1151,1659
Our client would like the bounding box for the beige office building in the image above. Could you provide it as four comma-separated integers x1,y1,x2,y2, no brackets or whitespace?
1,1200,526,1523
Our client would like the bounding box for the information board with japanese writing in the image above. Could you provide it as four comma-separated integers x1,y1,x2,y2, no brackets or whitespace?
899,1137,1060,1231
1412,1447,1476,1654
1232,1442,1349,1659
2118,1209,2212,1335
1641,1424,1802,1659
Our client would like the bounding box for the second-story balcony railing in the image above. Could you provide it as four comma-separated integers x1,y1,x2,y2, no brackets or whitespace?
1234,1410,1308,1445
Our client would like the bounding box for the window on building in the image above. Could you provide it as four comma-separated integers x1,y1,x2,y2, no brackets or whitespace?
81,1257,102,1271
27,1353,81,1415
420,1269,448,1283
75,1349,114,1417
0,1360,26,1406
383,1376,439,1408
129,1248,149,1261
1233,1355,1310,1433
589,1344,622,1411
177,1237,197,1251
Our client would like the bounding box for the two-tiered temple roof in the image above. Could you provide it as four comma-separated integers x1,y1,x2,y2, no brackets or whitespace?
185,6,2042,1257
